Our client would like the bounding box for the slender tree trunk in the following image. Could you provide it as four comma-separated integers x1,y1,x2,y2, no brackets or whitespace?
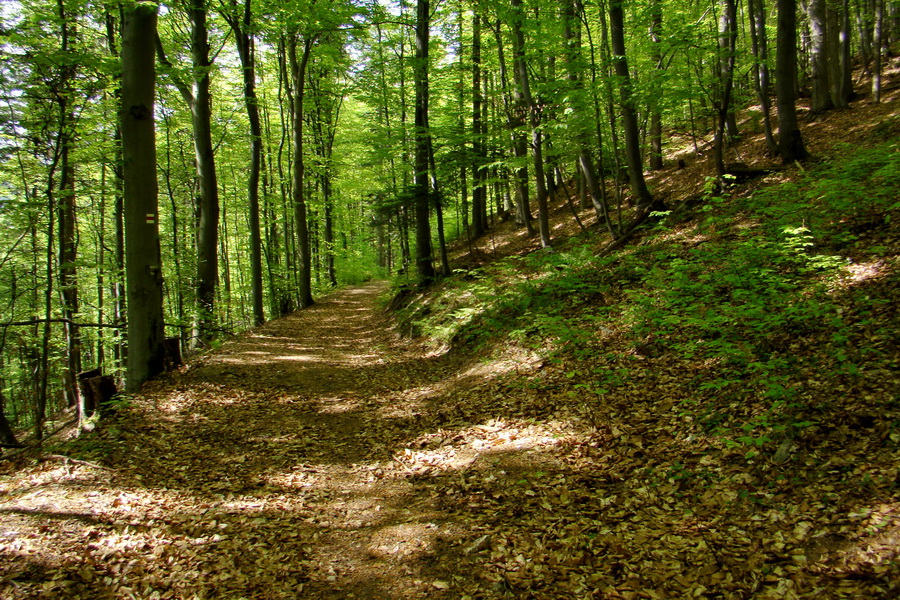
188,2,220,345
428,134,451,276
223,0,265,326
121,1,166,392
0,371,18,446
288,34,315,306
837,0,854,107
155,1,220,347
563,0,615,235
807,0,834,115
492,19,534,235
609,0,654,209
776,0,810,162
511,0,551,247
873,0,884,102
414,0,436,283
748,0,779,153
714,0,738,178
648,0,664,171
472,9,488,238
56,0,81,417
855,0,873,74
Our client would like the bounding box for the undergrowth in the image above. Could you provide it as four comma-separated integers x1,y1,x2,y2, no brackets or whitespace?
394,136,899,450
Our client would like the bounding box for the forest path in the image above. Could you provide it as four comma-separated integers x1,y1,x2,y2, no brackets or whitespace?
0,281,560,599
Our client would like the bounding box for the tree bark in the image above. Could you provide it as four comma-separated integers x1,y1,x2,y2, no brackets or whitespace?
222,0,265,326
562,0,615,235
776,0,810,162
648,0,664,171
836,0,853,108
414,0,436,283
288,34,315,306
806,0,834,115
155,1,220,346
55,0,82,416
511,0,552,248
608,0,654,209
472,10,489,238
873,0,884,102
714,0,738,178
748,0,779,153
492,19,534,235
121,1,166,392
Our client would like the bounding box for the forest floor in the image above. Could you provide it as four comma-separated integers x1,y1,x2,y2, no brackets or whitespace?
1,269,898,599
2,65,900,599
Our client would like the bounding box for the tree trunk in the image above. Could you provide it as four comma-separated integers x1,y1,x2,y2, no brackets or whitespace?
648,0,664,171
714,0,738,178
155,1,220,346
471,11,487,238
562,0,615,235
748,0,779,153
55,0,82,417
608,0,654,209
836,0,854,107
456,11,472,242
223,0,265,326
492,19,534,235
428,134,452,276
188,2,220,345
414,0,436,283
121,2,166,392
511,0,551,248
806,0,834,115
107,8,126,384
873,0,884,102
776,0,810,162
288,34,315,306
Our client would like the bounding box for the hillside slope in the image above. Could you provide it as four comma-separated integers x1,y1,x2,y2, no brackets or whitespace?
383,69,900,597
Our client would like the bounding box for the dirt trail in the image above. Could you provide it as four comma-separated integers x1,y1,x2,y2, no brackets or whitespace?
0,281,553,599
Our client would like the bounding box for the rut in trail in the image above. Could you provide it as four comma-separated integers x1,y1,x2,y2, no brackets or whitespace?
0,281,561,600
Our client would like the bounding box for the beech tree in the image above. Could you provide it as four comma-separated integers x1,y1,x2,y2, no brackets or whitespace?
121,0,166,392
156,0,221,347
413,0,436,282
608,0,653,210
221,0,265,326
775,0,809,162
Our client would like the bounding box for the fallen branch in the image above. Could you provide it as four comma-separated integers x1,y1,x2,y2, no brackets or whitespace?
597,208,655,257
0,418,78,461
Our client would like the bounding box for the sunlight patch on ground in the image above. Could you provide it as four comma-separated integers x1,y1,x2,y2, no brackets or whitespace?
366,522,440,560
316,395,362,414
271,354,319,363
822,502,900,580
394,419,575,476
834,259,891,289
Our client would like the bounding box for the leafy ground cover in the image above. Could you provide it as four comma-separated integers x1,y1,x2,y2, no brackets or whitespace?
1,73,899,599
383,141,900,599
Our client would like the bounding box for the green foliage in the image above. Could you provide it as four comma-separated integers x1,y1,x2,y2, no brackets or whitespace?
396,138,898,449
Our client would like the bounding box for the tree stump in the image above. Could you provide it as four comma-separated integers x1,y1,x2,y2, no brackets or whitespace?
77,369,119,416
163,337,183,370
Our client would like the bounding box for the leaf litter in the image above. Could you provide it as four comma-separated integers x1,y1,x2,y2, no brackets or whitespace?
0,273,896,599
